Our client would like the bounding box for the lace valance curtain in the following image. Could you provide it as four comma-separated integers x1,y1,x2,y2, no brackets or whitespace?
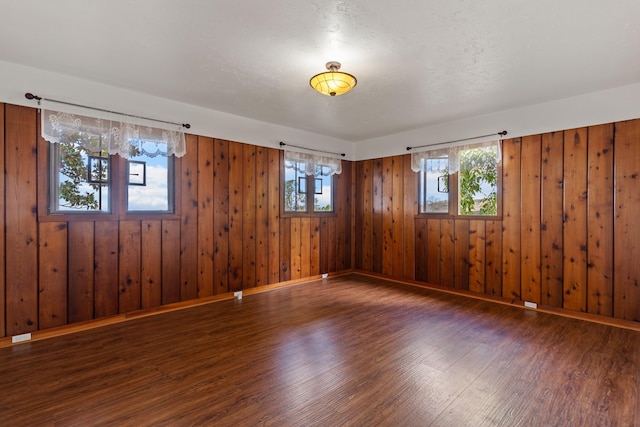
410,140,501,173
284,150,342,176
41,109,186,158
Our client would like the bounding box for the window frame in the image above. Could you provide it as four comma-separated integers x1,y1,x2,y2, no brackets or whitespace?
37,123,181,222
280,152,336,217
416,143,502,220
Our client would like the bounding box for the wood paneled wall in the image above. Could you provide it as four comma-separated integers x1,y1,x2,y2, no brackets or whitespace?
1,104,352,337
354,119,640,323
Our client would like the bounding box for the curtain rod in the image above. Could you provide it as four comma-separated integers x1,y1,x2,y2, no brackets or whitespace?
25,92,191,129
279,141,345,157
406,130,507,151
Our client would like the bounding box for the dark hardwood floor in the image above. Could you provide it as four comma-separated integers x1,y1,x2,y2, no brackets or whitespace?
1,273,639,426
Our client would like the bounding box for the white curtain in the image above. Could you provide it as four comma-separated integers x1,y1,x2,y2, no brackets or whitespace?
410,140,501,173
284,150,342,175
41,109,186,158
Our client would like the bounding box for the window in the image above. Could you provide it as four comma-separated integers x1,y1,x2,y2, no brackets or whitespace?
41,109,183,217
414,141,500,216
283,150,341,214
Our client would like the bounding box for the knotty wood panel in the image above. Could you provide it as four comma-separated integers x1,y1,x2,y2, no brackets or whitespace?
242,144,256,288
290,217,302,279
402,154,416,280
415,218,428,282
520,135,541,303
214,139,230,294
267,148,280,284
5,104,38,336
541,131,564,307
381,157,393,276
361,160,373,271
68,221,95,323
613,119,640,321
469,220,486,294
354,161,365,270
300,218,311,278
427,219,441,285
391,156,404,278
327,217,337,273
119,221,141,313
161,220,181,305
197,136,215,297
372,159,383,274
485,220,502,296
280,218,291,281
38,222,68,329
454,220,470,290
587,124,614,317
228,142,243,291
255,146,269,287
440,219,455,287
563,128,588,312
0,104,4,337
310,218,320,276
336,161,353,271
501,138,522,300
180,134,199,300
94,221,119,316
141,220,162,309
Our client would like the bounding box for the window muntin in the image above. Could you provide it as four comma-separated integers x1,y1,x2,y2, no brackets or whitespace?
50,132,110,213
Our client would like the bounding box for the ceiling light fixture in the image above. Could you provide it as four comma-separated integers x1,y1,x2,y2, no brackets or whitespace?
309,61,357,96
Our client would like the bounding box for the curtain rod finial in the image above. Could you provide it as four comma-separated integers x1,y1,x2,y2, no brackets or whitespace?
406,146,412,151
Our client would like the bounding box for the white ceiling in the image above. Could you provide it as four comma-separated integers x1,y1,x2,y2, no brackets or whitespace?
0,0,639,142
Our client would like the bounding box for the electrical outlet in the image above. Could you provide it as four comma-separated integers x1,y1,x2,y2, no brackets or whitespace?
524,301,537,309
12,333,31,344
322,273,328,279
234,291,243,300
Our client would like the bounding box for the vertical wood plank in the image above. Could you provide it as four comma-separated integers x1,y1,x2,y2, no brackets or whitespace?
68,221,95,323
310,218,321,276
485,220,502,296
403,155,417,280
613,119,640,321
501,138,522,300
563,128,588,312
468,220,486,294
228,142,244,291
381,157,393,276
520,135,542,303
414,218,427,282
290,218,302,279
161,220,181,304
392,156,404,278
541,131,564,307
372,159,383,274
94,221,119,317
267,148,280,284
362,160,373,271
197,136,214,297
255,146,269,287
38,222,68,329
5,105,38,335
454,220,470,290
440,219,455,287
119,221,141,313
141,220,162,309
586,124,614,316
327,217,337,273
320,218,329,274
337,160,353,270
300,218,311,278
180,134,199,300
214,139,230,294
426,219,441,285
280,218,291,281
243,144,256,288
354,161,364,270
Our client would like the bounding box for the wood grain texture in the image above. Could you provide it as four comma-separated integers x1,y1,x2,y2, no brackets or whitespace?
454,220,470,290
2,274,638,426
5,104,38,335
242,144,256,288
228,142,244,291
485,220,502,296
541,131,564,307
119,221,141,313
197,136,215,297
214,139,230,294
68,221,95,323
94,221,120,316
391,156,404,278
141,220,162,309
440,219,454,287
520,135,541,303
372,159,383,274
563,128,588,312
381,157,394,276
587,124,614,317
414,218,428,282
180,134,199,300
161,220,181,304
501,138,522,300
38,222,68,329
426,219,441,285
0,104,4,337
468,220,485,294
255,146,269,286
402,154,416,280
267,148,280,284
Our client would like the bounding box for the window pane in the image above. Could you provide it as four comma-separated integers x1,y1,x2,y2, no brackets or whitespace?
127,140,173,212
458,145,498,215
418,156,449,213
51,132,110,213
284,159,307,212
313,165,333,212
